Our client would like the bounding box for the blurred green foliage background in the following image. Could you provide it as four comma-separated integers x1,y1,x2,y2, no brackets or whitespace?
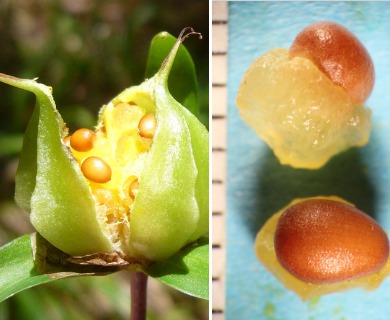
0,0,208,319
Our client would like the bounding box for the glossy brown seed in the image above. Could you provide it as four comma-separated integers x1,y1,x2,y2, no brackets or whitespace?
274,199,389,284
138,114,156,139
129,179,139,200
70,128,96,152
81,156,112,183
290,21,374,105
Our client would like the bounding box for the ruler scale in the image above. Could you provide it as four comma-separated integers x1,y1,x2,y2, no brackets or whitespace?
212,1,228,319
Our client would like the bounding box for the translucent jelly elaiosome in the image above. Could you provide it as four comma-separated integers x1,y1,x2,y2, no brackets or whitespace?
255,197,390,300
236,22,374,169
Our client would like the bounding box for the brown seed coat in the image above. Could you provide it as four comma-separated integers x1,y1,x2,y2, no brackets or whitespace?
290,21,375,105
274,199,389,284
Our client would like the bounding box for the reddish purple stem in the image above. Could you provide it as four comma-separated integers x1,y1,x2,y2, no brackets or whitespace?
130,272,148,320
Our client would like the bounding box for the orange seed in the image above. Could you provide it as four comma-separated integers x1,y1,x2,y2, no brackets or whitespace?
114,102,130,108
138,114,156,139
81,156,112,183
70,128,96,152
129,179,139,199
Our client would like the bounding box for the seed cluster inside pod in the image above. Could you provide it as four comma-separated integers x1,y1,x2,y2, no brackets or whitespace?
64,101,156,248
254,197,390,300
236,21,374,169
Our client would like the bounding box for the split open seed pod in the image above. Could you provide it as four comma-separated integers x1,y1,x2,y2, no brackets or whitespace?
0,28,208,263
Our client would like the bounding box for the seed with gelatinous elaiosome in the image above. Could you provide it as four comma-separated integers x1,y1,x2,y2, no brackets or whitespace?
274,198,389,284
70,128,96,152
236,21,373,169
81,156,112,183
290,21,374,105
138,114,156,139
129,179,139,199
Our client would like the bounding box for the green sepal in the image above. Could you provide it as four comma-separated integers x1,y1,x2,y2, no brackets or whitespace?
111,32,209,261
0,74,113,256
145,31,199,117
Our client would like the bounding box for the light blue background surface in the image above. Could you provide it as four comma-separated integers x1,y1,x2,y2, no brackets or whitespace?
227,2,390,319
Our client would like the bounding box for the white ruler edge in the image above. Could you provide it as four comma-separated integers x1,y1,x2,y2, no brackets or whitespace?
212,1,228,319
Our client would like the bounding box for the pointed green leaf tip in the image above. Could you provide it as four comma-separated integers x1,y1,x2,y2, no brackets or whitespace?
0,28,208,264
145,31,200,117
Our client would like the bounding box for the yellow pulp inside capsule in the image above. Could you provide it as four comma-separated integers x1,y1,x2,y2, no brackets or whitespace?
236,48,372,169
67,102,155,251
255,196,390,301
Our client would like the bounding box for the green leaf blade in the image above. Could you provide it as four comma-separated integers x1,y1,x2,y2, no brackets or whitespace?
0,235,52,302
144,238,209,299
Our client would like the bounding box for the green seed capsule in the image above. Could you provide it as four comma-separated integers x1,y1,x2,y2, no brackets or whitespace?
1,28,209,261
